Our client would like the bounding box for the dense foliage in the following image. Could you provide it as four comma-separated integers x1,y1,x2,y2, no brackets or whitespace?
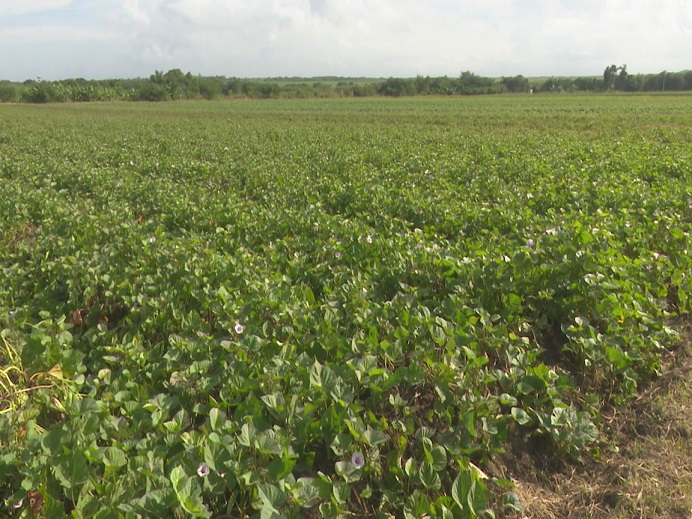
2,66,692,103
0,96,690,518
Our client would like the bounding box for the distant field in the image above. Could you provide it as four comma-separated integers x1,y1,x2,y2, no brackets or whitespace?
1,95,690,517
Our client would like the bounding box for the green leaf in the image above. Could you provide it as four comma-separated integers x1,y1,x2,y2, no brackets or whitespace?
292,478,322,508
462,412,477,436
506,292,522,307
439,504,454,519
404,491,431,519
502,492,524,512
404,457,415,477
257,483,286,511
499,393,518,406
208,408,227,432
103,446,127,469
419,461,441,490
310,360,337,393
41,428,69,455
332,481,350,505
256,434,282,455
239,422,256,447
363,429,388,446
170,466,210,518
54,449,88,489
606,347,628,369
430,445,448,472
303,285,316,305
451,471,470,511
579,230,594,245
268,456,296,480
511,407,532,425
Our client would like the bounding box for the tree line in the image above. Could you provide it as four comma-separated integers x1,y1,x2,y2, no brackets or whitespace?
1,66,690,103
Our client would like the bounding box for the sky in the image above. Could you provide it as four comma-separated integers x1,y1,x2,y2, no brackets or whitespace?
0,0,690,81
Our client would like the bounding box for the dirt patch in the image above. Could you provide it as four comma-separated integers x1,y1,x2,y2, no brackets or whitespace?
493,317,692,519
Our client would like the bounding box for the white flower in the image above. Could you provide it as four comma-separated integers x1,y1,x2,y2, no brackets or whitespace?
525,239,534,248
197,462,210,477
351,451,365,469
365,235,372,244
313,225,319,232
234,323,244,334
334,252,341,259
149,237,156,244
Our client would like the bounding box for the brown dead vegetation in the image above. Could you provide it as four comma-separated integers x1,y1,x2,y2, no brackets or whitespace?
493,317,691,519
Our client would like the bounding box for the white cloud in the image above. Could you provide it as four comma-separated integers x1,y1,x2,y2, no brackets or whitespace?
0,0,72,16
1,0,690,80
123,0,150,26
0,24,114,44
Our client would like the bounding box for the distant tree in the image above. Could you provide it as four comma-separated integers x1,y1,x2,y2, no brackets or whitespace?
603,64,625,91
378,78,414,97
0,81,18,102
20,81,60,103
501,75,529,93
150,70,165,84
429,76,454,95
133,82,169,101
457,71,493,93
615,65,630,90
198,77,221,100
540,77,575,93
624,74,643,92
224,78,244,96
414,75,431,95
661,70,687,91
684,70,692,90
573,76,602,91
352,83,378,97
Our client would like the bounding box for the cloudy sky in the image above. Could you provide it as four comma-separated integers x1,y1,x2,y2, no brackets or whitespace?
0,0,689,81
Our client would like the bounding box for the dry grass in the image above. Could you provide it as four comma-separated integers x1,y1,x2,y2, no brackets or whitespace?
493,318,692,519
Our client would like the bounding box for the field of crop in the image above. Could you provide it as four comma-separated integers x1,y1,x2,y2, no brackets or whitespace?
1,95,690,518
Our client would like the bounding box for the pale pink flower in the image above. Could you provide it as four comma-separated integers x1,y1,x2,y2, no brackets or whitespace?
351,451,365,469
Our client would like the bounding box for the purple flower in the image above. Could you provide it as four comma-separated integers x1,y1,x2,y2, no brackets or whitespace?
197,462,210,477
351,451,365,469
